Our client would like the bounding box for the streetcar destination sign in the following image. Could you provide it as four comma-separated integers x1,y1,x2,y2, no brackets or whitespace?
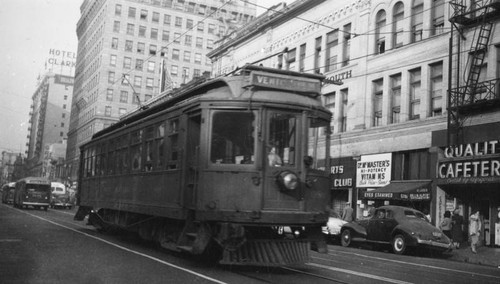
250,71,321,94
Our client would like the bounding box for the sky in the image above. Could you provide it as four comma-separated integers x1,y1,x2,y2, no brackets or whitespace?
0,0,292,155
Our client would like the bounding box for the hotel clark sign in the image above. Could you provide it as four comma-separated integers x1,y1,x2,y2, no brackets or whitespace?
437,139,500,184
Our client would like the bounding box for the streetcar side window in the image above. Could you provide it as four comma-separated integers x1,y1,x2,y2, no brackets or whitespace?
167,118,179,170
131,130,143,171
144,126,155,171
307,117,330,170
156,122,165,169
268,112,297,167
210,111,255,165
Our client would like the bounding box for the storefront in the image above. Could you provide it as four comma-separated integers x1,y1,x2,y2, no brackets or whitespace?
328,157,356,218
357,153,434,220
432,122,500,247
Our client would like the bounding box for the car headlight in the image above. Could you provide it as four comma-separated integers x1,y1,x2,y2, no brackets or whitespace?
277,170,299,191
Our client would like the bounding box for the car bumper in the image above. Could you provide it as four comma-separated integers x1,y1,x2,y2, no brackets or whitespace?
417,239,453,251
22,202,50,206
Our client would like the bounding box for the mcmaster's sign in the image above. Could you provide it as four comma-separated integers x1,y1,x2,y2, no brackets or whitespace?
356,153,392,188
437,139,500,184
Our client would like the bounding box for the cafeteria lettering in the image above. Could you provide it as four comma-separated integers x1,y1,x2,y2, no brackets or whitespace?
438,159,500,178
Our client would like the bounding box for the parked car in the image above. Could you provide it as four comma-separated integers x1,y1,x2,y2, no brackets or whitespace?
50,182,73,209
322,212,347,243
340,205,452,255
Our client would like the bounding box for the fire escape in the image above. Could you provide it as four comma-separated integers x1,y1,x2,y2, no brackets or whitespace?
448,0,500,145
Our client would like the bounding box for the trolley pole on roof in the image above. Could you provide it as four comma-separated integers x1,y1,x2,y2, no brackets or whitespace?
122,74,147,110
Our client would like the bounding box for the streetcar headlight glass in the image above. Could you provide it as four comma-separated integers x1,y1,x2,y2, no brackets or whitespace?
277,171,299,191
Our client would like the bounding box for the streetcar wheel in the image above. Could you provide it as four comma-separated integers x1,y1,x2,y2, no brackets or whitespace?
340,229,352,247
392,234,406,255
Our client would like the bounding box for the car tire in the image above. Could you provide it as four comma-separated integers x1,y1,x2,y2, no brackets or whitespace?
340,229,352,247
392,234,406,255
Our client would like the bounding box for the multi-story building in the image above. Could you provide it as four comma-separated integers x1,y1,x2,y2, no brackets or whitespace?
1,151,22,184
209,0,500,245
65,0,257,180
25,72,74,177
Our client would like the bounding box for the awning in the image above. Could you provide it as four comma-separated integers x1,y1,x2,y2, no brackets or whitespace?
362,180,432,201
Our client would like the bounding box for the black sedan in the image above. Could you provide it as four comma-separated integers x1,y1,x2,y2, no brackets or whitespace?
340,205,452,255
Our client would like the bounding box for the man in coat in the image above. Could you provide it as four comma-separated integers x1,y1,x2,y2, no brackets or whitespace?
342,202,354,222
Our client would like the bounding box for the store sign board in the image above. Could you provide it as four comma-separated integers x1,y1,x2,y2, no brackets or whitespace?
356,153,392,188
437,140,500,184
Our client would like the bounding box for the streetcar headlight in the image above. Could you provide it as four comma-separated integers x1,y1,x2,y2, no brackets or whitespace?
277,171,299,191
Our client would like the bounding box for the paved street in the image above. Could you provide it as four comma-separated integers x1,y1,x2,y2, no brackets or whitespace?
1,203,500,284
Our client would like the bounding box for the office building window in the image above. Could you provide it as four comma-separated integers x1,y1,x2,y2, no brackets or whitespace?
432,0,445,36
140,9,148,21
286,48,296,71
314,36,322,73
208,24,215,34
172,49,179,60
110,54,117,66
430,62,443,116
185,35,192,46
123,57,132,69
149,44,157,56
197,22,204,32
340,89,348,132
134,76,142,88
120,91,128,103
119,108,127,116
342,23,351,66
186,19,193,29
108,71,115,83
122,74,130,85
125,40,133,52
393,3,404,48
390,74,401,124
115,4,122,16
105,106,112,117
373,79,384,126
173,32,181,43
106,89,113,101
139,26,146,37
184,51,191,62
152,12,159,23
137,42,145,53
193,69,201,78
196,37,203,48
324,92,335,109
151,28,158,40
194,53,202,64
111,38,118,49
171,65,178,76
147,61,155,72
113,21,120,33
299,44,306,72
162,30,169,42
325,30,339,72
375,10,386,54
128,7,136,18
127,23,134,35
146,78,154,89
163,14,171,25
175,16,182,27
411,0,423,42
409,68,421,120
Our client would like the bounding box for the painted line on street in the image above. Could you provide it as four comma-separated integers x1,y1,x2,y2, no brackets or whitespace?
306,262,413,284
14,208,228,284
319,250,500,280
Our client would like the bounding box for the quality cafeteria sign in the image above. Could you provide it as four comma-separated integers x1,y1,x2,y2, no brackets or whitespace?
356,153,392,188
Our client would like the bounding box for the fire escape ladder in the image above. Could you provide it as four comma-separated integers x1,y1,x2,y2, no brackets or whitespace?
464,21,492,104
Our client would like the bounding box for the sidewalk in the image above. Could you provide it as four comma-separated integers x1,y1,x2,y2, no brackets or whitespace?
446,245,500,268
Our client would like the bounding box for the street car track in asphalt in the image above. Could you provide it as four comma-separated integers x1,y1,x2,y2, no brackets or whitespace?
323,247,500,281
7,205,229,284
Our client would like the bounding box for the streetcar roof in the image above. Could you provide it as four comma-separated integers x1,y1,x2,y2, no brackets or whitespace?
88,65,329,142
16,177,51,185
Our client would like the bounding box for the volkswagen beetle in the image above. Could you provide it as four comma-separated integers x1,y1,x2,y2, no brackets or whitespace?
340,205,452,255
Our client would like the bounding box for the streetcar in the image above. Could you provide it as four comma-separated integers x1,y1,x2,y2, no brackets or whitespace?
1,182,15,204
74,65,332,266
13,177,51,211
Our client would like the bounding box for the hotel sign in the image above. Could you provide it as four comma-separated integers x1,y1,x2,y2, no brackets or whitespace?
437,140,500,184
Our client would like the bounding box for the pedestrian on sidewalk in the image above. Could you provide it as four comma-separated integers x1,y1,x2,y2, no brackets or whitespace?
469,209,482,254
440,211,452,239
451,208,464,248
342,202,354,222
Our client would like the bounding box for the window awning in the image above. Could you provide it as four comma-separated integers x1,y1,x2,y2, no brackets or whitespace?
362,180,432,201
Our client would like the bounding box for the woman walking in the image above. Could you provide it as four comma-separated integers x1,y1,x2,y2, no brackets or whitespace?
469,209,482,254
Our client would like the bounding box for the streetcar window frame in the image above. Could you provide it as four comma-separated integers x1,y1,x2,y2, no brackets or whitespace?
267,110,300,168
209,109,257,166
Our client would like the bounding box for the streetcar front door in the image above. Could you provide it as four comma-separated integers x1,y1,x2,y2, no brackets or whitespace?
184,113,201,209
